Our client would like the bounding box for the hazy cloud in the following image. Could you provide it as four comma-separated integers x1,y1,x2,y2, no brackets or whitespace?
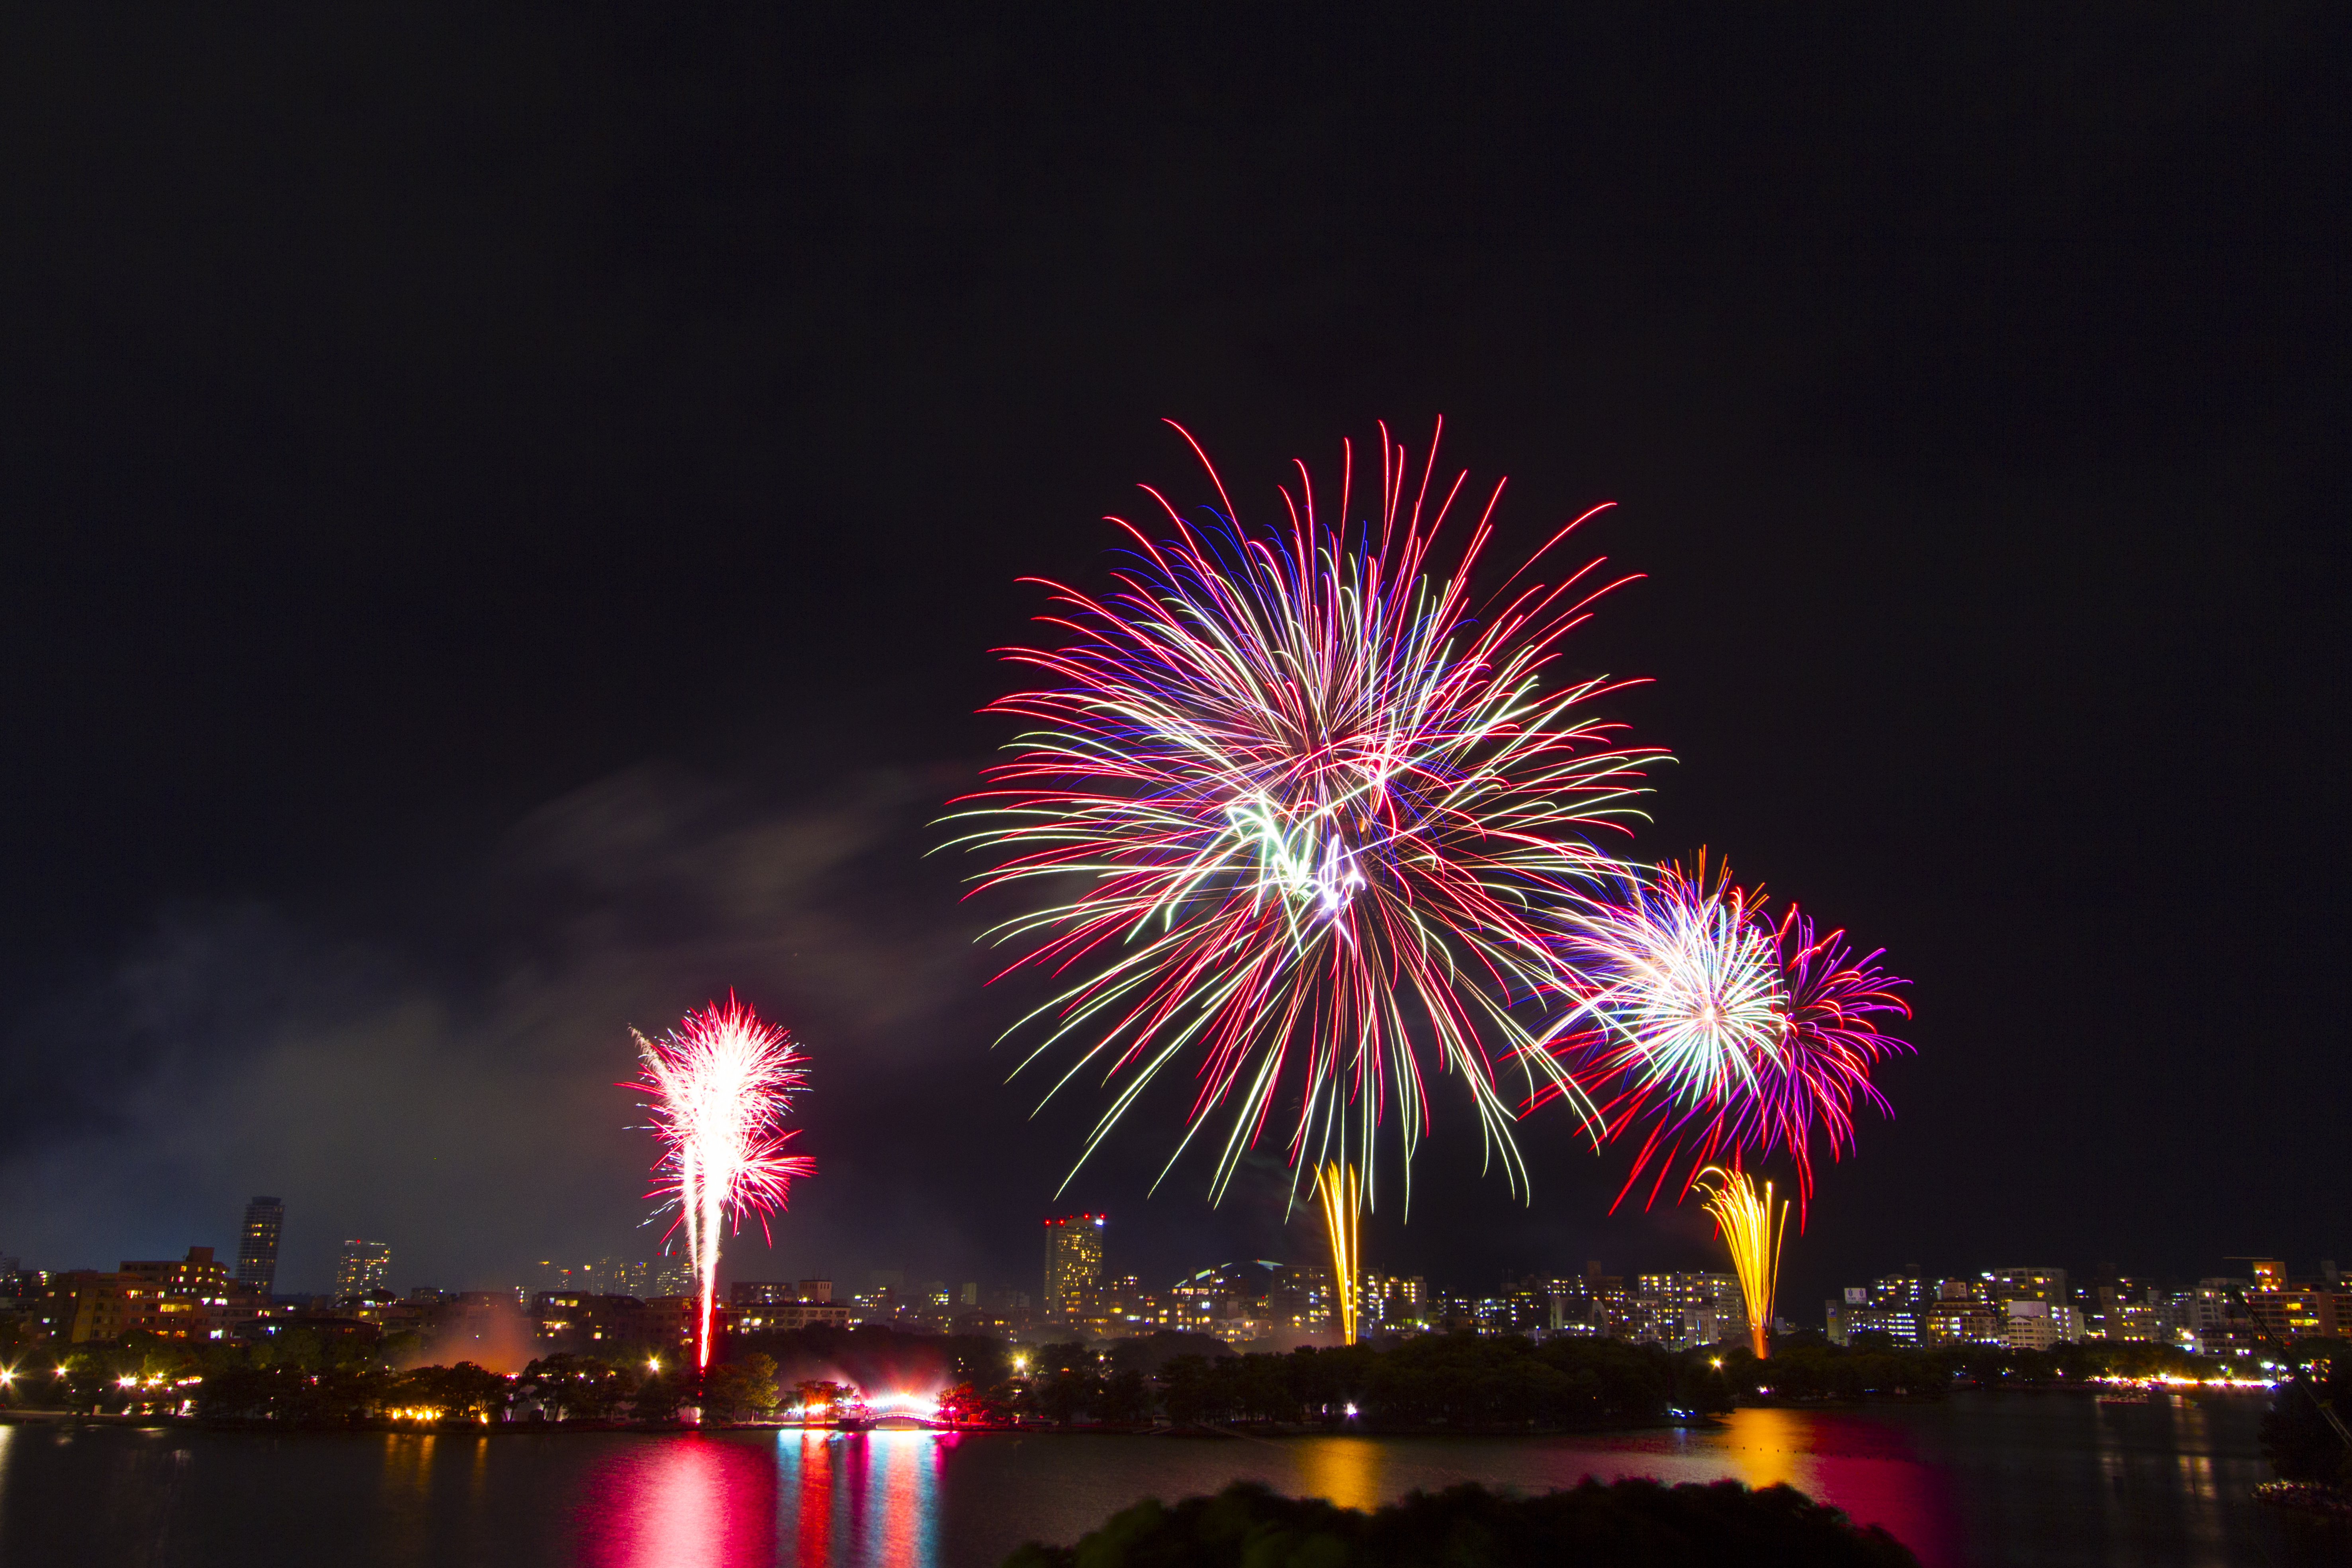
0,763,990,1293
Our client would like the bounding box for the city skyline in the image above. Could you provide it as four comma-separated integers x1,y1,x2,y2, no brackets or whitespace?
16,1198,2337,1371
12,1182,2339,1353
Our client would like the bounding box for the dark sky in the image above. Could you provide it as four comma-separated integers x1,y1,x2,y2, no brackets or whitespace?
1,4,2344,1312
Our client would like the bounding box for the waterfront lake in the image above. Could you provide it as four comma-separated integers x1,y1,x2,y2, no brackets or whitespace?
2,1392,2344,1567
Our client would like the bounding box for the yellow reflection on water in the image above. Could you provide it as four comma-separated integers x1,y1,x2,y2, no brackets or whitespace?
1716,1406,1807,1490
1293,1438,1383,1513
381,1432,435,1499
379,1432,436,1564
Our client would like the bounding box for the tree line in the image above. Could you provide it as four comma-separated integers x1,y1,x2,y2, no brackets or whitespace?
1,1318,2311,1435
0,1325,791,1425
1004,1478,1922,1568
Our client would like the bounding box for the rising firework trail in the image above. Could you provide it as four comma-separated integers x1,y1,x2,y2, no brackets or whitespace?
1696,1163,1786,1359
1316,1161,1362,1345
947,420,1660,1223
626,999,815,1369
1542,855,1911,1214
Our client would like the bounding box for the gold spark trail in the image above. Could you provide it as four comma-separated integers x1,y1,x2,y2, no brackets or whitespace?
1696,1163,1785,1359
1317,1160,1361,1345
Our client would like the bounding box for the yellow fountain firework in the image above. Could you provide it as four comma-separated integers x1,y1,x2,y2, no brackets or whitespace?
1696,1164,1786,1359
1316,1161,1362,1346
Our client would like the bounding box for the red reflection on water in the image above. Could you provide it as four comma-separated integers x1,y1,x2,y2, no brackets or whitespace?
1787,1411,1965,1568
781,1430,951,1568
792,1433,834,1566
578,1436,777,1568
1524,1409,1965,1568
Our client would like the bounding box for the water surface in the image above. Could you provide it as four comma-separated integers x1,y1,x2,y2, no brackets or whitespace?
2,1392,2342,1567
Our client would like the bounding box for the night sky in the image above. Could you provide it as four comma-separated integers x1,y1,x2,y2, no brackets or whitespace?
2,4,2344,1312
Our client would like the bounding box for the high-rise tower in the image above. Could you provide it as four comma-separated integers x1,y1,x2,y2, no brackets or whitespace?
334,1239,392,1302
235,1196,285,1296
1042,1214,1105,1318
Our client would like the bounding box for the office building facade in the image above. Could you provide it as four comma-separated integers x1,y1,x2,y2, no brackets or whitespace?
334,1239,393,1301
235,1197,285,1296
1042,1214,1106,1318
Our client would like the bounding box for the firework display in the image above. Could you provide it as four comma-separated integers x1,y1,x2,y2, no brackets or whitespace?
956,421,1916,1322
948,420,1659,1212
1545,855,1911,1213
1696,1163,1787,1359
627,999,816,1368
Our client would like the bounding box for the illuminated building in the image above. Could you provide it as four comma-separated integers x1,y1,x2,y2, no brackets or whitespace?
580,1258,650,1296
2187,1278,2248,1335
1270,1261,1334,1332
642,1293,699,1350
235,1197,284,1296
2245,1286,2338,1341
1360,1274,1426,1331
727,1279,853,1331
0,1266,46,1314
346,1296,430,1335
732,1300,853,1332
2089,1277,2176,1343
530,1291,708,1349
731,1280,801,1306
2242,1263,2350,1343
1826,1276,1924,1346
1565,1282,1638,1340
1636,1272,1746,1350
1167,1262,1274,1339
1514,1275,1599,1337
1982,1267,2081,1347
333,1239,393,1302
45,1271,133,1343
1911,1278,1995,1343
1983,1265,2067,1308
1473,1287,1549,1336
1042,1214,1106,1319
120,1246,235,1339
2000,1298,2065,1351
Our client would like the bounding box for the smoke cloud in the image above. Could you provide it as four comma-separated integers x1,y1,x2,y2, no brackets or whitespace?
0,763,990,1296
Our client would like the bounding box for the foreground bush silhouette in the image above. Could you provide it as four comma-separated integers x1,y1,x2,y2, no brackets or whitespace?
1004,1476,1919,1568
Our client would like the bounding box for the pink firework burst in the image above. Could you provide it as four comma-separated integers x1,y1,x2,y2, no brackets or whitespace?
626,997,814,1368
1542,859,1911,1216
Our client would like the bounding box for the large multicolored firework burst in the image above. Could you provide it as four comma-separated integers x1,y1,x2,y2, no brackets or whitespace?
948,420,1659,1211
1544,855,1912,1213
626,998,815,1368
